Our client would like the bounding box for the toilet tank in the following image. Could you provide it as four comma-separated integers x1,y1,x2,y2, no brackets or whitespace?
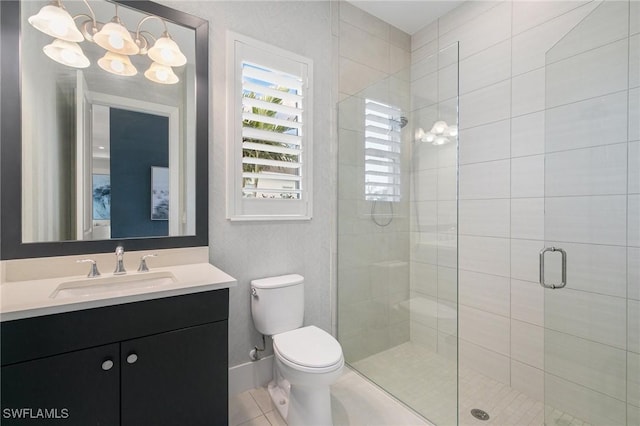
251,274,304,335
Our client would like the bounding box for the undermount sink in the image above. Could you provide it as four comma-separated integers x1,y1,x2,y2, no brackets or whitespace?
50,271,178,299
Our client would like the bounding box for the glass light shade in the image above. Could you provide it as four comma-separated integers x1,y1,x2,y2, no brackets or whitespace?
423,132,435,143
431,120,448,135
433,136,449,146
148,34,186,67
94,20,139,55
98,51,137,76
43,39,90,68
144,62,179,84
28,4,83,42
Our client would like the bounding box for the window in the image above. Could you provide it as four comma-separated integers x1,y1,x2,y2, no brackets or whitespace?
364,99,402,202
227,32,313,220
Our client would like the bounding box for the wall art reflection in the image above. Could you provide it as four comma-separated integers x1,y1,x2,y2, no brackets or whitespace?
151,166,169,220
92,173,111,220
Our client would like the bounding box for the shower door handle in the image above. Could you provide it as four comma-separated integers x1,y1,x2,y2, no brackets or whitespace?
539,247,567,289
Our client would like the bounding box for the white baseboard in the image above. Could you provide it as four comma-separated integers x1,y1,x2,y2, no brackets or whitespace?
229,355,274,397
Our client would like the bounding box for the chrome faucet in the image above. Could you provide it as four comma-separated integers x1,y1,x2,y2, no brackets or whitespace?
137,254,158,272
77,259,100,278
114,245,127,275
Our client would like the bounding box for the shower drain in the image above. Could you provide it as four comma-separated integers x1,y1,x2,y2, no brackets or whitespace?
471,409,490,421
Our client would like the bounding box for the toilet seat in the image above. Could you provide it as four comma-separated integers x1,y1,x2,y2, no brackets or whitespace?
273,326,343,374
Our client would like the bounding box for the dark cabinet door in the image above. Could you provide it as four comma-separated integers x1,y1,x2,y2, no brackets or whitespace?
120,321,228,426
0,343,120,426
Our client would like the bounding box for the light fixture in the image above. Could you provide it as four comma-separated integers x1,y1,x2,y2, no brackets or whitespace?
93,16,139,55
28,0,187,84
28,1,84,42
43,39,90,68
98,51,137,76
416,121,458,145
433,136,448,146
147,32,187,67
145,62,179,84
431,120,447,134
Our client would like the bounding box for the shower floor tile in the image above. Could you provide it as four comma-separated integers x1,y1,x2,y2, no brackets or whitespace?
351,342,592,426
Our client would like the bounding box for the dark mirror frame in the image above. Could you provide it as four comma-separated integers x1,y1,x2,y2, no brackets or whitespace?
0,0,209,260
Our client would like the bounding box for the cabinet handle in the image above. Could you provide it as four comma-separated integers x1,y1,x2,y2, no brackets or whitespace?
127,353,138,364
101,359,114,371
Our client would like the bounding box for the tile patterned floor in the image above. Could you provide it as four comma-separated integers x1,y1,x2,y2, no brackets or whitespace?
230,342,593,426
229,367,431,426
229,386,288,426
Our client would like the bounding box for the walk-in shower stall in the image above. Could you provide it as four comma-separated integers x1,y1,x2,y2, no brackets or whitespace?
338,42,460,425
337,1,638,425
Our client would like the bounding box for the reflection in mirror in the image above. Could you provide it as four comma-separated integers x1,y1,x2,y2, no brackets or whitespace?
1,0,208,260
20,0,197,243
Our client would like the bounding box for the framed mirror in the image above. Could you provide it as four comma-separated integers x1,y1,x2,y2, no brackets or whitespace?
1,0,209,259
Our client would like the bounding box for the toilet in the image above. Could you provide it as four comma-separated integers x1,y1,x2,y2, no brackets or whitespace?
251,274,344,426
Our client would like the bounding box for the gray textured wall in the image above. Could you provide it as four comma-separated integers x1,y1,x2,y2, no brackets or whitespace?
158,0,334,368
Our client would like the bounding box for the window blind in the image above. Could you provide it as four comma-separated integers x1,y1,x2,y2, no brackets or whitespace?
227,33,313,220
364,99,402,202
241,62,304,200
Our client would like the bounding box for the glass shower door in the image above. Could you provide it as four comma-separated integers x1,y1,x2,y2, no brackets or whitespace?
542,2,637,424
337,42,459,425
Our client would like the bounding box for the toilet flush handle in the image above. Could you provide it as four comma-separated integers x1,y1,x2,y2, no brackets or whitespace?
251,288,258,298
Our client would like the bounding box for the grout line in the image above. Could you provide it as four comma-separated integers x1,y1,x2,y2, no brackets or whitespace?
626,1,631,416
437,1,505,46
461,87,628,134
247,389,265,415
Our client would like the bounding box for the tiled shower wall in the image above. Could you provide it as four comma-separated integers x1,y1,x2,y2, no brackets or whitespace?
336,2,412,362
411,1,640,424
406,42,459,358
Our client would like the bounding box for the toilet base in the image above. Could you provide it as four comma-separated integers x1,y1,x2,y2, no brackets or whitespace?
267,379,334,426
267,379,290,421
287,383,333,426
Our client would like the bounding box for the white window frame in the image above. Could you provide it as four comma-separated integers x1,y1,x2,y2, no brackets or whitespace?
364,98,402,203
226,31,313,221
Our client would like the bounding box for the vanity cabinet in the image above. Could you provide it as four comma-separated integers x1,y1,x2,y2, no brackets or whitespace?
2,343,120,424
1,289,229,426
121,322,226,425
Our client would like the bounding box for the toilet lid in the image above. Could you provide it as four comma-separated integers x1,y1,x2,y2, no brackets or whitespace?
273,326,343,369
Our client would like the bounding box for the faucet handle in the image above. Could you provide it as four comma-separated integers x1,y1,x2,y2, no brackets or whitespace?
77,259,100,278
137,254,158,272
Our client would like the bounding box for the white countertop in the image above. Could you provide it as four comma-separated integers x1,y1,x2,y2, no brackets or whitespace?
1,262,237,322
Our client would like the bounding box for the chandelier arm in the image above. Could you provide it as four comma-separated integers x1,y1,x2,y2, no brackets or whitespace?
80,0,97,25
135,15,168,42
139,30,157,43
72,13,93,22
134,30,157,55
